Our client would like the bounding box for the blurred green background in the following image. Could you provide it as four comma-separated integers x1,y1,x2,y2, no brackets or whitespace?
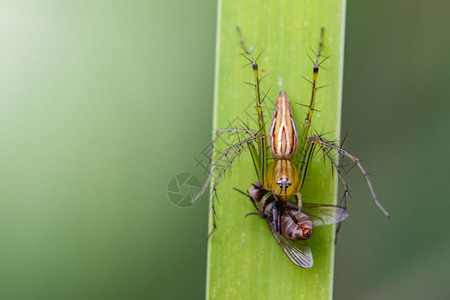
0,0,449,299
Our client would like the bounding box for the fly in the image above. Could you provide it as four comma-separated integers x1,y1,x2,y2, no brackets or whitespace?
242,183,348,268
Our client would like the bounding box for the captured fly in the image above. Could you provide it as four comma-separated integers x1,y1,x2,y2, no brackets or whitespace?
244,183,348,268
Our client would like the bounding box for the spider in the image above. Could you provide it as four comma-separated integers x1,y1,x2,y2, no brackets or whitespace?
190,27,390,263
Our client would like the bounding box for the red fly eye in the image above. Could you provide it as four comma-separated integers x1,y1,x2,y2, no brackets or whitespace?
303,229,312,238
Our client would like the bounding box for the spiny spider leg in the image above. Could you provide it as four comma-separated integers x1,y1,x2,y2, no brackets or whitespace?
296,27,325,169
194,133,265,237
215,128,260,137
298,141,315,193
315,143,351,242
207,197,217,240
190,133,263,205
211,137,258,194
236,26,268,186
321,148,350,208
302,140,350,208
213,128,265,182
195,28,274,239
307,135,391,218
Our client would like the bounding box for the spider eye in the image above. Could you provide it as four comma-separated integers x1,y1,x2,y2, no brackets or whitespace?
276,177,292,190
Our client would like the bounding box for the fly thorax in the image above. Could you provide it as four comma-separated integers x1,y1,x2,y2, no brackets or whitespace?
263,202,275,219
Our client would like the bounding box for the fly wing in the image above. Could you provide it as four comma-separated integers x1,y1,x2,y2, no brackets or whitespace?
302,204,349,227
267,219,313,268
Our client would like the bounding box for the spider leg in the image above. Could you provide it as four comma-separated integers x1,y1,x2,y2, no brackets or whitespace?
236,27,268,185
214,128,265,183
215,128,259,138
191,133,265,238
307,135,390,218
190,133,263,206
295,192,304,210
318,145,350,208
315,142,350,243
205,30,271,237
296,28,325,166
206,195,217,240
211,128,259,162
298,141,316,192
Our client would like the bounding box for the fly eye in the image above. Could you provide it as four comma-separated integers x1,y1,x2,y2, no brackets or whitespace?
303,229,312,238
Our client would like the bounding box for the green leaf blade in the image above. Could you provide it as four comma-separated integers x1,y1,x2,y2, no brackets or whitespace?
207,0,346,299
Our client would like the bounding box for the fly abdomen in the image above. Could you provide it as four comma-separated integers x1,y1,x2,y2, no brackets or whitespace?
281,210,313,241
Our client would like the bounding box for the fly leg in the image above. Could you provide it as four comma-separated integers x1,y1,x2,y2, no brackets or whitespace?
285,202,299,211
272,203,280,233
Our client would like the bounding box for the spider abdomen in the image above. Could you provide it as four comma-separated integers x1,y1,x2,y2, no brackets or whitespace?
269,91,298,159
